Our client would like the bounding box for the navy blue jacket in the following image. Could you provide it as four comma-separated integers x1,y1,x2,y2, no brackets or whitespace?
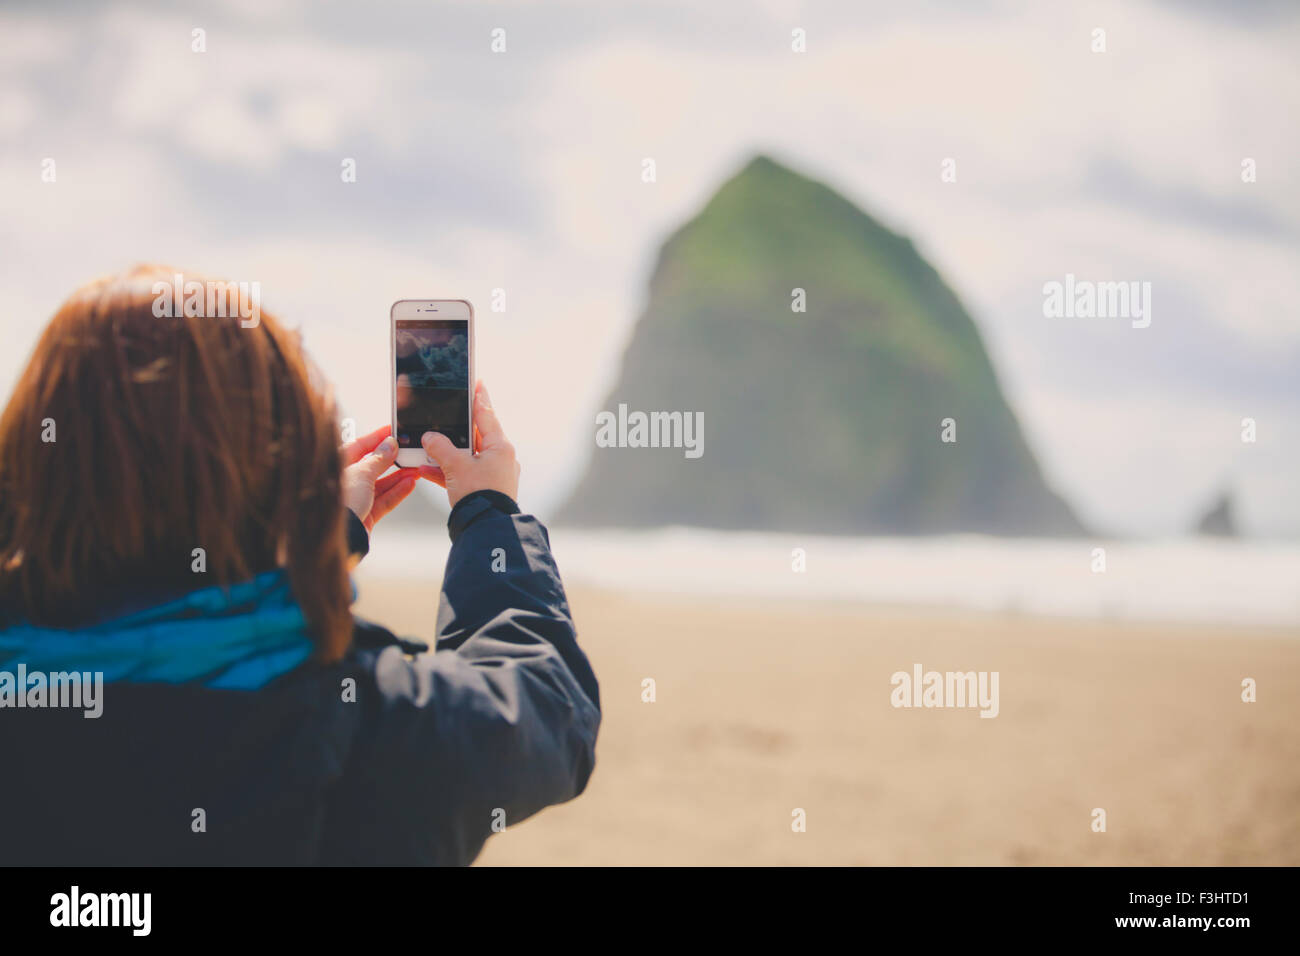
0,492,600,865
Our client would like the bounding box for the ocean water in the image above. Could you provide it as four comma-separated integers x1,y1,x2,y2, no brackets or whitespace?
357,526,1300,628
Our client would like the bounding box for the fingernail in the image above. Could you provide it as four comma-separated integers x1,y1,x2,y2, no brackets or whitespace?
421,431,436,448
379,437,397,455
479,384,491,405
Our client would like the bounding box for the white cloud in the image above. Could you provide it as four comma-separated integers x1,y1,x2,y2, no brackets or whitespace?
100,9,421,169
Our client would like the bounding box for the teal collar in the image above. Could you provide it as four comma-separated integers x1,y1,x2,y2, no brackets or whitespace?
0,570,318,690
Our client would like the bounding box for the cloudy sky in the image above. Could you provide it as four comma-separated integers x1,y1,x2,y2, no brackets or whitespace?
1,0,1296,536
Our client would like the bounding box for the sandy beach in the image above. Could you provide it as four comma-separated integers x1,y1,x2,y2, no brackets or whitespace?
354,582,1300,866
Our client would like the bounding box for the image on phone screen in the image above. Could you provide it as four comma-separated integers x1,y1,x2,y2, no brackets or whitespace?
394,319,470,449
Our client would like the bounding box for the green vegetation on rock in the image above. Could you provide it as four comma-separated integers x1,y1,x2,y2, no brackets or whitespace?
557,155,1083,535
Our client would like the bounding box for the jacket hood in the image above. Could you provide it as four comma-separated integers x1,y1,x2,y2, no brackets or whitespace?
0,570,316,690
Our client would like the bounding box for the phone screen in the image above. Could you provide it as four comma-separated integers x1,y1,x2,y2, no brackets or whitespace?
394,318,470,449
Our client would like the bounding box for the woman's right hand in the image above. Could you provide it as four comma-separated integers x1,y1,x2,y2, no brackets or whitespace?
419,381,520,508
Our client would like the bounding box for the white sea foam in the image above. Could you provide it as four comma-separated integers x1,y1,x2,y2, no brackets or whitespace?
357,526,1300,628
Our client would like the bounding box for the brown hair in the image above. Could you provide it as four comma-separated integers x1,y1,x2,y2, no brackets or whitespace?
0,265,352,661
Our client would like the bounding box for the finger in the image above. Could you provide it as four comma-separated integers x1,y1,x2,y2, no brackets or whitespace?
422,430,469,469
354,435,398,481
367,473,417,529
472,381,508,449
341,424,392,465
417,464,446,487
374,466,419,497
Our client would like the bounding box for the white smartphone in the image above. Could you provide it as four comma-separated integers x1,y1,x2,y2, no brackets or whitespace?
390,299,475,468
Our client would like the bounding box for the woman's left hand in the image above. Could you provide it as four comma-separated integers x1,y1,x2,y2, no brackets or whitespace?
341,425,419,532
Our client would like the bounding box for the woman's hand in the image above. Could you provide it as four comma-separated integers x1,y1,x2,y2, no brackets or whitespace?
341,425,419,532
419,382,520,508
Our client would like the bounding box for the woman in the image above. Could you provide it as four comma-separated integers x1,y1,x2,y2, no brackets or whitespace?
0,266,600,865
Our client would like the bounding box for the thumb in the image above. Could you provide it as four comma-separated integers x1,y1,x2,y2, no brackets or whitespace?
355,436,398,481
422,430,468,471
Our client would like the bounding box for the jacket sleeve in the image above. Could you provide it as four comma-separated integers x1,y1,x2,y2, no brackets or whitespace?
364,493,600,864
344,508,370,560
